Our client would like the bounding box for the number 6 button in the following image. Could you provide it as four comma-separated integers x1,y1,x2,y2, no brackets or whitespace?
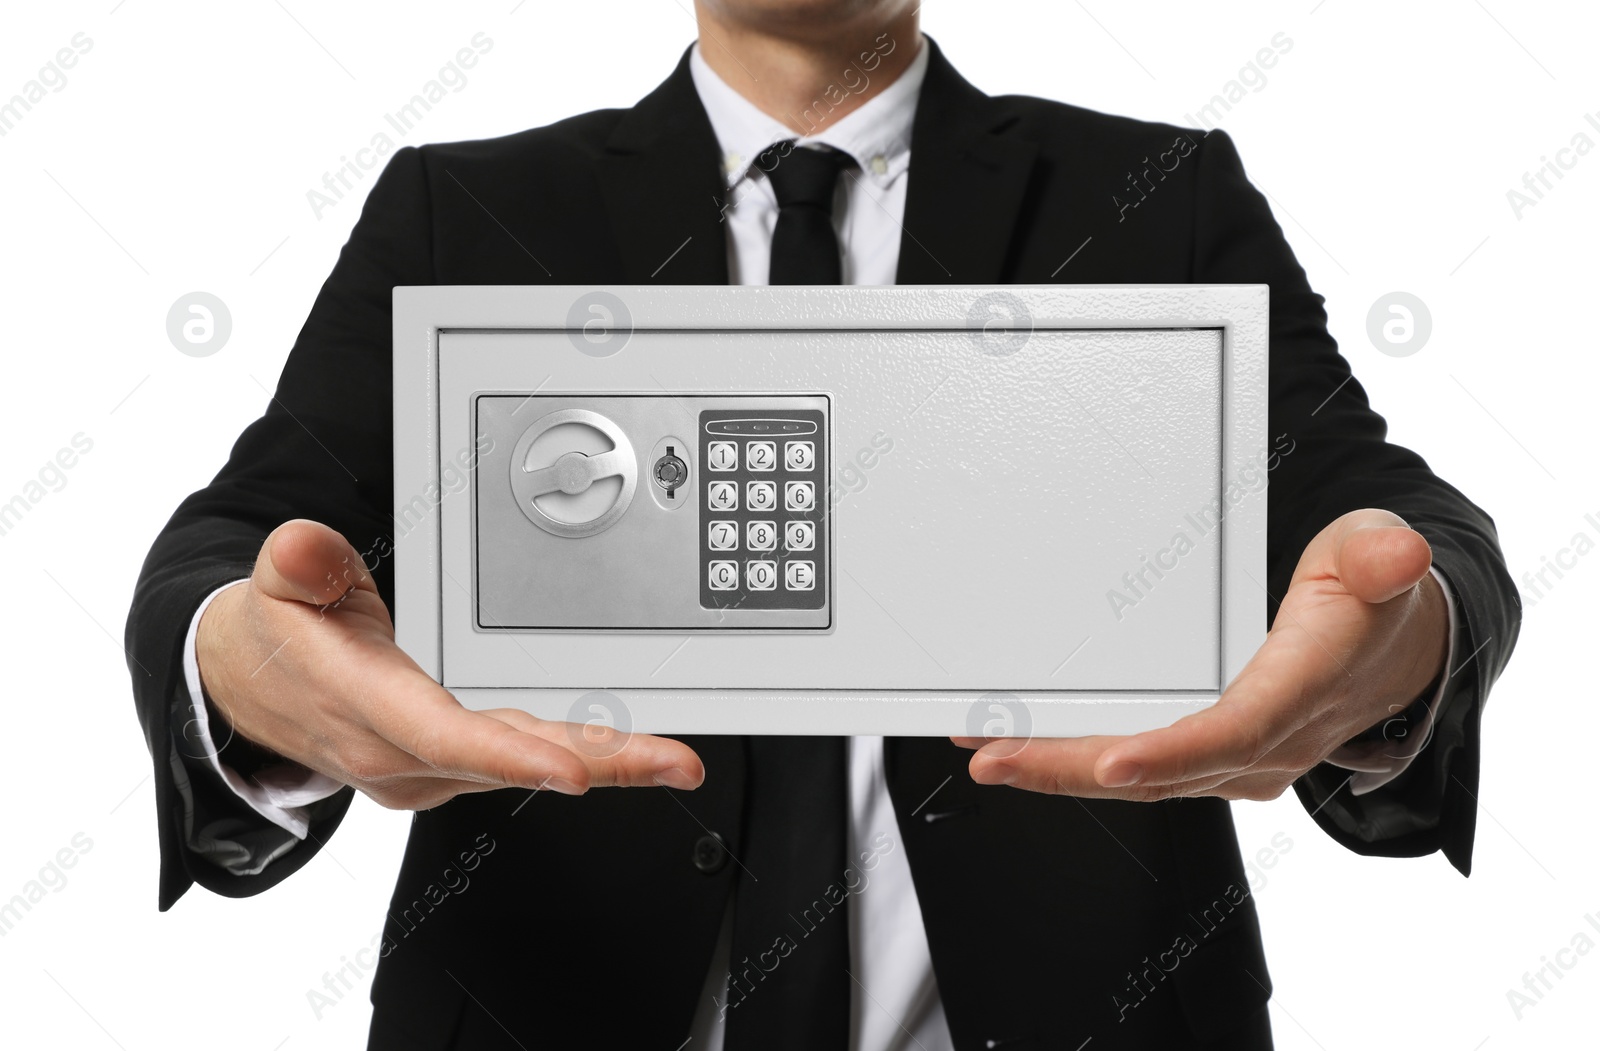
708,482,738,510
784,481,815,511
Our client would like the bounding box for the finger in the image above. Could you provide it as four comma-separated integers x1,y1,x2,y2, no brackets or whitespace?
1291,509,1430,603
478,708,705,790
1335,520,1433,605
968,735,1120,795
359,662,595,794
254,519,377,607
1090,642,1316,788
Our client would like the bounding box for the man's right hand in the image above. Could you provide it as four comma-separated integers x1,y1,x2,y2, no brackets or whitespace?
195,519,705,810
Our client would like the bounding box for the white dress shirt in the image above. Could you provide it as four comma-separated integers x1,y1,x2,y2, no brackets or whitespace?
183,32,1456,1049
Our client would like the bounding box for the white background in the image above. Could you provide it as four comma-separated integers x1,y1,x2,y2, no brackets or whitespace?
0,1,1594,1047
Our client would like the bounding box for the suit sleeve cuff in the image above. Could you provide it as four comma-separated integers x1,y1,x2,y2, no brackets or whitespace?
1321,565,1458,795
181,580,346,839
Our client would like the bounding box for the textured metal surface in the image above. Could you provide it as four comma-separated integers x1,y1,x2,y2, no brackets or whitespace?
394,285,1268,735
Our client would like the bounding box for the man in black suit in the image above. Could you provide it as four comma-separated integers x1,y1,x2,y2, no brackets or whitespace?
125,2,1519,1048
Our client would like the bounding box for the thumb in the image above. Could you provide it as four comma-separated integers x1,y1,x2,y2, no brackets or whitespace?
1332,514,1433,605
253,519,376,607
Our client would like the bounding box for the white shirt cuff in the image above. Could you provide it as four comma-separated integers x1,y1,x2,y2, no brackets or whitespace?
1323,565,1459,796
182,580,346,839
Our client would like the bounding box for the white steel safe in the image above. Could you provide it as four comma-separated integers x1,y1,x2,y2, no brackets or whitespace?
393,286,1268,737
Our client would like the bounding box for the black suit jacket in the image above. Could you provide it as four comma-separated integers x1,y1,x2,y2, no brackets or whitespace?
125,39,1519,1050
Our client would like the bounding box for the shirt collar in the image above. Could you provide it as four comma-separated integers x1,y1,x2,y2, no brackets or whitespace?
689,35,927,191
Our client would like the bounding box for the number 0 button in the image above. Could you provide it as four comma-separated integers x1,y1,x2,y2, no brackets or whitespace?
785,560,815,591
784,481,815,511
746,560,777,590
709,561,739,590
708,482,738,510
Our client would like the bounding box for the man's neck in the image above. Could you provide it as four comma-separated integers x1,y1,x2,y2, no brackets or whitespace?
692,2,921,136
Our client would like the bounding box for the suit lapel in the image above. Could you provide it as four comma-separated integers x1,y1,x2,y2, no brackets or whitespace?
896,39,1038,284
597,47,730,285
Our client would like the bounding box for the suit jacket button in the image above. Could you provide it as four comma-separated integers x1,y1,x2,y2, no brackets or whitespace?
693,833,728,874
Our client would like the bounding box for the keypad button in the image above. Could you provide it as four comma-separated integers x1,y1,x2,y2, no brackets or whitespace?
784,481,815,512
785,441,815,471
746,560,777,590
708,482,738,511
708,521,739,551
746,521,777,552
785,560,816,591
708,442,738,471
784,521,814,552
746,481,776,511
709,561,739,591
747,441,776,472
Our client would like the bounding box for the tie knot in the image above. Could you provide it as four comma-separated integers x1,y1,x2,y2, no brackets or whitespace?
760,142,853,211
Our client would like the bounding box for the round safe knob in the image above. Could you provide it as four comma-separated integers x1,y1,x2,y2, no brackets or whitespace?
510,409,637,538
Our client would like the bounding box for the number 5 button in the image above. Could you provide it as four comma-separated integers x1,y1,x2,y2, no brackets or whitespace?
784,481,815,511
746,481,776,511
708,481,738,510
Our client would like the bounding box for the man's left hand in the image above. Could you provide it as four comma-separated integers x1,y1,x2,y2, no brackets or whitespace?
956,508,1451,801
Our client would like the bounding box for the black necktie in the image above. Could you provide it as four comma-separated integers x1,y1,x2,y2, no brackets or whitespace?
721,140,853,1050
762,141,853,284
